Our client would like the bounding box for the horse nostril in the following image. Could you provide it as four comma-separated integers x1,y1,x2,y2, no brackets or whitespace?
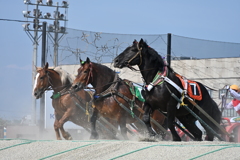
73,84,78,89
34,92,37,96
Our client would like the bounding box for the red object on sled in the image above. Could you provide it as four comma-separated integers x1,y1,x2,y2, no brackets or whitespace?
221,117,240,142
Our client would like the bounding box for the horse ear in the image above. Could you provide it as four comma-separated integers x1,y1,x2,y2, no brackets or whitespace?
133,39,138,44
86,57,90,63
80,58,83,66
139,38,146,48
45,62,49,70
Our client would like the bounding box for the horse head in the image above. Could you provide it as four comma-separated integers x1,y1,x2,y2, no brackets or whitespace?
33,62,50,99
114,39,149,69
72,57,92,92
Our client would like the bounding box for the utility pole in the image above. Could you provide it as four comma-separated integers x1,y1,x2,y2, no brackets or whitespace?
22,0,68,126
167,33,172,67
40,21,47,132
54,2,59,67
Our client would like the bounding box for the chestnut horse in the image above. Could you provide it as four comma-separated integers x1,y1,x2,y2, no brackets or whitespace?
33,62,117,140
113,39,222,141
72,57,167,140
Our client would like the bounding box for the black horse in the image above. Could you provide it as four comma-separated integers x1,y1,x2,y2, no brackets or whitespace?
113,39,222,141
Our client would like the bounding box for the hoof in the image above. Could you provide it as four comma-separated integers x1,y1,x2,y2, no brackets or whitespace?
148,132,156,138
63,132,72,140
90,132,99,140
172,137,181,141
68,136,73,140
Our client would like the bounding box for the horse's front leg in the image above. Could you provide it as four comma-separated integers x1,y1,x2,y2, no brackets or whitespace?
142,102,156,137
90,108,99,139
54,113,62,140
57,108,73,140
119,117,128,140
167,106,181,141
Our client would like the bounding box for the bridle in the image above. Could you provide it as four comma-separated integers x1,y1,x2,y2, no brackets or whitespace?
125,43,155,72
81,62,120,92
127,42,143,68
85,62,93,85
39,70,53,92
38,69,68,92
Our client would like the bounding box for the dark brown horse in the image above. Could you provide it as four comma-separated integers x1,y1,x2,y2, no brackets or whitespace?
33,62,117,140
113,39,222,141
72,58,167,140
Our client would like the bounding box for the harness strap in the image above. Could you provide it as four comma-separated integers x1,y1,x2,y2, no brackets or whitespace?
70,92,92,121
94,73,119,98
51,86,71,99
162,76,183,94
112,89,137,118
112,94,144,124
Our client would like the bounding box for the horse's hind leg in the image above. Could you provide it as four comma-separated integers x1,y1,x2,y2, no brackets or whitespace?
90,108,99,139
199,100,221,141
200,115,219,141
178,115,202,141
167,115,181,141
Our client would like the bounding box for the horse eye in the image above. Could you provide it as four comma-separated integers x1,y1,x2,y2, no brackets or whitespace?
84,70,88,73
40,77,44,80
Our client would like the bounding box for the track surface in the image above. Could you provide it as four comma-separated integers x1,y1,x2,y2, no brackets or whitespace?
0,139,240,160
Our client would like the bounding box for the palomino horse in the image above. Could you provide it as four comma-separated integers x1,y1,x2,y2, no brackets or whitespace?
33,62,117,140
72,57,167,140
113,39,222,141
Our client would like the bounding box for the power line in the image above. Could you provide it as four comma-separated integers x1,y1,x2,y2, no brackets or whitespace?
0,18,32,23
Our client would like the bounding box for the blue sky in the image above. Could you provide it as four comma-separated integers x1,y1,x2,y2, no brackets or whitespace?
0,0,239,121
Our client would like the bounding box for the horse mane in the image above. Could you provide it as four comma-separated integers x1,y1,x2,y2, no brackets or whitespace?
140,40,175,73
92,62,116,75
53,67,75,85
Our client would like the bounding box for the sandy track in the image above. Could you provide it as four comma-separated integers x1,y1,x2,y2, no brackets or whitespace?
0,139,240,160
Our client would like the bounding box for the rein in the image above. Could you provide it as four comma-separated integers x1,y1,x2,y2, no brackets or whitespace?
127,65,156,72
86,80,120,90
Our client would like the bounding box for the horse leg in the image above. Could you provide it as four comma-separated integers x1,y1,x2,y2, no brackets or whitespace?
199,115,217,141
54,118,62,140
119,118,128,140
90,108,99,139
166,106,182,141
59,125,72,140
167,118,181,141
56,109,74,140
142,103,156,137
151,111,168,140
199,100,221,141
178,115,202,141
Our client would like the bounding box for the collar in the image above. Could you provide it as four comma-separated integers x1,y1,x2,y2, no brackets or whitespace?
152,66,168,86
146,60,168,87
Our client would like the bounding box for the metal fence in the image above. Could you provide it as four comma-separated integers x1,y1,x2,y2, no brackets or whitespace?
45,28,240,118
45,28,240,66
